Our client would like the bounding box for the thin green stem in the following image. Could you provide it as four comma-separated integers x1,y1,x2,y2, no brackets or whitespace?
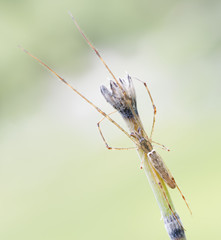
125,119,186,240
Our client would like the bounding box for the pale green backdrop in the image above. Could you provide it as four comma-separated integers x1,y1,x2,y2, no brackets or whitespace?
1,0,221,239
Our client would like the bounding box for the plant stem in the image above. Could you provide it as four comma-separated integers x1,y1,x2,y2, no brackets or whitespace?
138,148,186,240
101,75,186,240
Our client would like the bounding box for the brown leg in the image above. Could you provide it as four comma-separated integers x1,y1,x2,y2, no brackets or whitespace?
172,178,192,215
133,77,157,140
152,140,170,152
97,111,137,150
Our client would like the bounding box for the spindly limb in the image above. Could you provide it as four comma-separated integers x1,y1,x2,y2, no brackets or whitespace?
19,47,140,147
152,140,170,152
133,77,157,140
97,111,137,151
172,178,192,215
148,161,184,230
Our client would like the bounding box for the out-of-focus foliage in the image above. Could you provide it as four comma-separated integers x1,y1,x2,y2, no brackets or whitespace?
1,0,221,239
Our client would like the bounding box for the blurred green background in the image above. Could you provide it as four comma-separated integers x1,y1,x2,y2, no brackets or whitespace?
1,0,221,239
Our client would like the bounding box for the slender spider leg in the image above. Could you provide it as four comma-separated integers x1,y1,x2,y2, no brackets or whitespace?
97,110,137,150
69,13,143,131
133,77,157,140
18,46,139,147
68,12,121,87
152,140,170,152
171,178,192,215
148,160,184,230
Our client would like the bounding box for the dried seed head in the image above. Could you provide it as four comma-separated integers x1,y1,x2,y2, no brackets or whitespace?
100,74,138,119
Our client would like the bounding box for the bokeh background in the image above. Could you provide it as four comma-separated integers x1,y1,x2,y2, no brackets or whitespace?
1,0,221,239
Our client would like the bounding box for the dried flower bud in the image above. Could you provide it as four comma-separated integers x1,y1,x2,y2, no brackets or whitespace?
100,74,138,119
